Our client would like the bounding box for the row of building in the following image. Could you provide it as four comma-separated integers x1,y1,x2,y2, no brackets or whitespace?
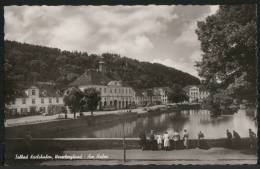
6,61,209,116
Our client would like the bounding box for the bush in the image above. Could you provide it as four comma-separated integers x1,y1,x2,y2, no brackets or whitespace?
202,91,237,116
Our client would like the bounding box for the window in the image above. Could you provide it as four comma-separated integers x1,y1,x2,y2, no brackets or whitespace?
12,100,15,105
22,98,26,104
115,88,116,93
49,98,52,103
104,88,106,93
32,99,35,104
110,89,112,93
32,89,36,96
56,97,59,103
41,98,44,104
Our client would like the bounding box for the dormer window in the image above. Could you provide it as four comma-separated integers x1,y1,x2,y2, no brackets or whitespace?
42,90,47,97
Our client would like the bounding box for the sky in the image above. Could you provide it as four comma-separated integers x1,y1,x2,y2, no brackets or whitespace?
4,5,219,78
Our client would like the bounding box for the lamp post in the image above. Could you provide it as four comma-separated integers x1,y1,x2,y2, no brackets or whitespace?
123,115,126,163
122,104,129,163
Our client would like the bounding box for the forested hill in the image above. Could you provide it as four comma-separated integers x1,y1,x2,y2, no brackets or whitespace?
5,40,200,93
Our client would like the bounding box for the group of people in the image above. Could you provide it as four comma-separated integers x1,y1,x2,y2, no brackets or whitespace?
139,129,208,151
140,128,257,151
226,128,257,149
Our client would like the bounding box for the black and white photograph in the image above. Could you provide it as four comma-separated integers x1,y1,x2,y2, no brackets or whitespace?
3,4,258,165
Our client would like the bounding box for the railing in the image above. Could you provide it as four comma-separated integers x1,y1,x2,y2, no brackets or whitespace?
6,137,254,150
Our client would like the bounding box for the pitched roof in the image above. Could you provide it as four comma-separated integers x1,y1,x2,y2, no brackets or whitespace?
183,85,193,92
23,84,62,97
69,69,121,87
157,87,172,92
37,84,62,97
134,89,144,97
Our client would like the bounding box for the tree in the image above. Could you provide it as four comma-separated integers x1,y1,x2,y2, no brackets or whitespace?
168,84,189,103
83,88,101,116
63,87,84,119
195,5,256,107
203,89,237,116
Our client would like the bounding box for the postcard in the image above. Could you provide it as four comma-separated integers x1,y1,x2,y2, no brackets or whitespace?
2,4,258,165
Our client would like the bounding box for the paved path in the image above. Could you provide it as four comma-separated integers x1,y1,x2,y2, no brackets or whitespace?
5,105,166,127
41,148,257,165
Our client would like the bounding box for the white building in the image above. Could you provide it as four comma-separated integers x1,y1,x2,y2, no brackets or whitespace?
134,87,169,106
6,85,64,116
184,85,210,103
69,61,136,110
153,87,169,104
134,90,146,107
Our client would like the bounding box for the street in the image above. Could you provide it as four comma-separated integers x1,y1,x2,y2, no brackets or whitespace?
5,105,168,127
40,148,257,165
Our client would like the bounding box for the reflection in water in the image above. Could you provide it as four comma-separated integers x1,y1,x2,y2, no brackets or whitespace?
56,109,257,139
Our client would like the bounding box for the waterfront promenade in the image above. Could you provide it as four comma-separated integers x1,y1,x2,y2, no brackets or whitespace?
40,148,257,165
5,105,165,127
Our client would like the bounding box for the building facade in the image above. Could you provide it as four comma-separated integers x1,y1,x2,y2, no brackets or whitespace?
78,81,136,110
184,85,210,103
6,85,64,116
134,87,169,106
153,87,169,104
69,60,136,110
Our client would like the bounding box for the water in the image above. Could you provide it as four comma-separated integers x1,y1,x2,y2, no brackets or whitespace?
58,109,257,139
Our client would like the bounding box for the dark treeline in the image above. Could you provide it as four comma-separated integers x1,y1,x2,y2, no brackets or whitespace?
4,40,200,103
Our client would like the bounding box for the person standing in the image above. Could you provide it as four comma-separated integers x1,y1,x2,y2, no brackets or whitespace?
157,134,163,150
197,131,204,148
172,130,180,150
233,130,241,148
249,128,256,149
183,129,189,149
163,131,170,151
139,131,147,151
149,130,156,150
226,129,232,148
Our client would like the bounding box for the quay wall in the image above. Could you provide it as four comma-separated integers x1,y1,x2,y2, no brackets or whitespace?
6,137,253,153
